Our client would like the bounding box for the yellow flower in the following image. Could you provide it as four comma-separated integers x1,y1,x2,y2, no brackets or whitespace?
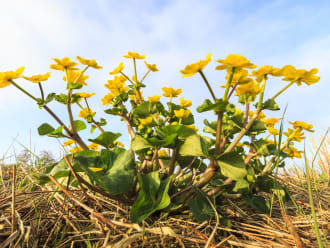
251,65,282,82
75,92,95,98
235,81,261,98
162,87,182,98
89,167,103,172
114,141,125,147
158,149,168,157
216,54,257,70
148,95,161,102
78,107,95,120
105,76,128,96
109,62,125,75
174,109,191,119
263,117,282,127
186,125,199,132
180,53,212,77
280,65,320,86
220,69,253,88
288,120,314,132
0,67,25,88
76,56,102,69
144,61,159,72
248,110,266,120
50,57,78,71
283,128,305,142
88,143,99,150
268,126,279,135
69,146,83,154
179,97,192,107
63,70,89,86
139,116,153,126
234,108,243,115
24,72,51,83
101,93,115,106
123,52,145,59
284,146,303,159
63,140,75,147
132,75,138,83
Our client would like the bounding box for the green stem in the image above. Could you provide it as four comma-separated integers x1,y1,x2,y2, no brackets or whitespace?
223,67,235,101
132,58,143,104
9,80,38,101
38,83,45,101
168,148,178,175
271,80,295,100
141,70,150,83
198,70,217,102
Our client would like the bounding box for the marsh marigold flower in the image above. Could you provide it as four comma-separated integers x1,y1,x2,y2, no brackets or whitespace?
78,107,95,120
251,65,282,82
123,52,145,59
180,54,212,77
174,109,191,119
162,87,182,98
101,93,115,106
138,116,153,129
148,95,161,102
220,69,253,88
50,57,78,71
63,140,75,147
235,81,261,98
76,56,102,69
105,76,128,96
114,141,125,147
24,72,51,83
144,61,159,72
69,146,83,154
248,110,266,120
280,65,320,86
283,128,305,142
75,92,95,98
88,142,99,150
284,146,303,159
109,62,125,75
268,127,279,135
179,97,192,107
158,149,168,157
216,54,257,70
186,125,199,132
0,67,25,88
63,70,89,85
288,120,314,132
263,117,282,127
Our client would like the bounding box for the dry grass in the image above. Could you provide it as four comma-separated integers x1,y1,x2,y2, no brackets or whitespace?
0,135,329,247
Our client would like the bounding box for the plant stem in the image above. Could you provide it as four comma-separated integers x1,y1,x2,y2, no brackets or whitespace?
271,80,295,100
223,67,235,101
132,58,143,104
168,148,178,175
9,80,38,101
141,69,150,83
38,83,45,101
198,70,217,102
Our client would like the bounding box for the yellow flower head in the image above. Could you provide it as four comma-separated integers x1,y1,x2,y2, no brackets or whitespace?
220,69,253,88
148,95,161,102
284,146,303,159
174,109,191,119
89,167,103,172
179,97,192,107
216,54,257,70
101,93,115,106
63,140,75,147
186,125,199,132
109,62,125,75
180,53,212,77
24,72,51,83
162,87,182,98
75,92,95,98
50,57,78,71
283,128,305,142
158,149,168,157
288,120,314,132
268,126,279,135
280,65,320,86
63,70,89,86
76,56,102,69
251,65,282,82
123,52,145,59
139,116,153,126
114,141,125,147
0,67,25,88
88,142,99,150
234,108,243,116
263,117,282,127
235,81,261,97
78,107,95,120
105,76,128,96
69,146,83,154
248,110,266,120
144,61,159,72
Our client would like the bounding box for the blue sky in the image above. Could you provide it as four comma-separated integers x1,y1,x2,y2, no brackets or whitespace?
0,0,329,163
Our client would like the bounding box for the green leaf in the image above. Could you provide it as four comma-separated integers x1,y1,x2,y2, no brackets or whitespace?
67,83,83,89
104,107,125,116
132,136,153,151
262,99,280,111
133,101,164,117
38,123,55,136
130,172,172,223
45,93,56,104
88,132,121,148
233,179,249,193
188,189,214,222
251,139,270,156
55,94,67,104
249,120,266,133
181,113,195,125
196,99,228,113
48,126,66,138
70,120,87,132
242,195,270,213
179,134,209,157
216,152,247,180
75,148,135,195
